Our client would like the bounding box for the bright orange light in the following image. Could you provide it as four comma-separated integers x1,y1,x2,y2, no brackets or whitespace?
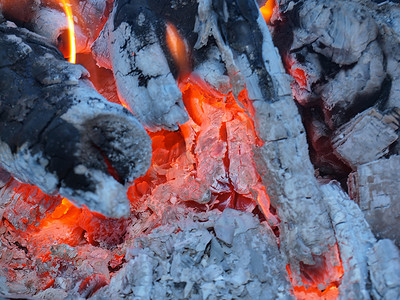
166,23,190,75
286,244,344,300
260,0,275,24
59,0,76,63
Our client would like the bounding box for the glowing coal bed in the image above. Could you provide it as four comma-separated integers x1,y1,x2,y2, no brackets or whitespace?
1,0,400,299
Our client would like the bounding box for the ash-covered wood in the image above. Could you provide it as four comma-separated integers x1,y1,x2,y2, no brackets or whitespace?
368,239,400,299
321,182,400,298
278,0,387,129
349,155,400,247
332,108,399,168
0,21,151,217
92,0,193,131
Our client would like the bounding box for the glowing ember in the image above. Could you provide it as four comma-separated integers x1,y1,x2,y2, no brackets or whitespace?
285,220,344,297
59,0,76,63
260,0,276,24
128,74,278,227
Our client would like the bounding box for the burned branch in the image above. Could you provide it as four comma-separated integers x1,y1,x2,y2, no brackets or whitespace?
0,21,151,217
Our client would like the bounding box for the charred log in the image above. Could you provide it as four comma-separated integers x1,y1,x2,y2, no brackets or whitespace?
0,21,152,218
322,182,400,298
92,0,339,277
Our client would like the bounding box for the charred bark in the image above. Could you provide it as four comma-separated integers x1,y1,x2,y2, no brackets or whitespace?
0,21,152,218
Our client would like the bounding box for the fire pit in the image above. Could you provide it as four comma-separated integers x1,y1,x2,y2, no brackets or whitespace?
0,0,400,299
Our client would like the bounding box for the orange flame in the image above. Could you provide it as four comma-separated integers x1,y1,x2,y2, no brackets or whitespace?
59,0,76,63
165,23,190,76
260,0,275,24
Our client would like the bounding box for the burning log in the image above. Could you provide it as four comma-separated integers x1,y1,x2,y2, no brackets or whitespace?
92,0,338,278
322,182,400,298
0,21,152,217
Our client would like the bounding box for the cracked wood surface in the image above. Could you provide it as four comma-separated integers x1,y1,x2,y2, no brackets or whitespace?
0,21,151,218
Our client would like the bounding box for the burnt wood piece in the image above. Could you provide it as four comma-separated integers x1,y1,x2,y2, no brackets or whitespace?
322,182,400,298
280,0,386,129
373,2,400,110
0,22,152,218
332,108,399,168
201,0,337,273
348,155,400,247
92,0,194,131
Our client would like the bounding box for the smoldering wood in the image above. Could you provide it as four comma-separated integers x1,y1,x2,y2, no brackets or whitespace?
92,0,191,131
0,177,62,231
206,0,337,272
0,0,399,298
332,108,399,168
280,0,387,129
321,182,400,299
93,209,293,300
0,21,152,218
92,0,337,277
33,0,110,54
348,155,400,247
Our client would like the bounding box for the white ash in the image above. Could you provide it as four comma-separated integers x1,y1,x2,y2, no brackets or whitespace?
291,0,378,65
93,209,293,300
373,2,400,110
280,0,391,128
319,41,385,113
368,239,400,300
91,17,112,70
0,141,59,194
193,46,231,95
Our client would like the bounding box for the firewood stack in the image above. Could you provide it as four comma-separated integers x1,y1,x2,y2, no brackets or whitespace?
0,0,399,298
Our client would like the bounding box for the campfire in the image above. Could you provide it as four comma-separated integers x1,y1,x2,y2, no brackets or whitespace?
0,0,400,299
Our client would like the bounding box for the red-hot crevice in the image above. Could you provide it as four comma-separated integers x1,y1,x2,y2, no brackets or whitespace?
128,73,278,228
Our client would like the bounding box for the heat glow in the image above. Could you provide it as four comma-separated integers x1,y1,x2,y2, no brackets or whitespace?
286,243,344,299
260,0,276,24
59,0,76,63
